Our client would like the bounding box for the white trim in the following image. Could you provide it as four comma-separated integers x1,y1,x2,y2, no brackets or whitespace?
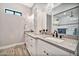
0,42,25,50
26,47,32,56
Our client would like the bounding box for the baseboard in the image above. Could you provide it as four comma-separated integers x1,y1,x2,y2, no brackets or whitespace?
0,42,25,50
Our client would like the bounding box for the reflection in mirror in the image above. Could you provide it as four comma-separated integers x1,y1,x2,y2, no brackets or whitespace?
53,7,79,36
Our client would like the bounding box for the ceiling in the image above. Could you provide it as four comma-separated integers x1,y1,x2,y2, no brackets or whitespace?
21,3,61,8
21,3,61,15
53,3,61,8
22,3,34,8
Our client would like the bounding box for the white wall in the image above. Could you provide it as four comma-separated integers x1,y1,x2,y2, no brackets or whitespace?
25,14,34,31
0,14,25,47
0,3,33,47
0,3,32,18
0,3,33,31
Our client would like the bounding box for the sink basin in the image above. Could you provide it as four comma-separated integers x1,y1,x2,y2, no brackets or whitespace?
45,37,64,43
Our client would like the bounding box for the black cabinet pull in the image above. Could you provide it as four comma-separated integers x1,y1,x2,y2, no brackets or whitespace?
46,53,49,55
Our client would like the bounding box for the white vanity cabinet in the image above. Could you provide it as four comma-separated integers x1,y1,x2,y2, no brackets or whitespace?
37,39,74,56
25,34,74,56
25,34,37,56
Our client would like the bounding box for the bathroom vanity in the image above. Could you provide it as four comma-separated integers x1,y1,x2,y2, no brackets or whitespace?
24,32,78,56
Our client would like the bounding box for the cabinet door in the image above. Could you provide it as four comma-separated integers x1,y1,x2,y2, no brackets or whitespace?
25,35,32,55
25,35,30,46
30,37,37,56
37,39,74,56
25,35,37,56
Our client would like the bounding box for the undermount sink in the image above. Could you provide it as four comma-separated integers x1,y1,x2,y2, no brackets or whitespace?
45,37,64,43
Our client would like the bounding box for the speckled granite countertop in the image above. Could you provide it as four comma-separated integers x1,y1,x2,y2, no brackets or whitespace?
25,32,78,54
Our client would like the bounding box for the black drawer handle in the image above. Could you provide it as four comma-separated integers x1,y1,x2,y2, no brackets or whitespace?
46,53,49,55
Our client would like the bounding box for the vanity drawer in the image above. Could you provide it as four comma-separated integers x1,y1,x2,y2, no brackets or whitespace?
37,39,74,56
37,39,55,56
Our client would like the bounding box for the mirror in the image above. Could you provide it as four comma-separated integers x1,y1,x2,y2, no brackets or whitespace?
53,7,79,36
47,14,52,34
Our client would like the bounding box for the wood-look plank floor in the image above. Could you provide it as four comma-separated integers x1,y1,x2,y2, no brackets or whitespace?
0,44,30,56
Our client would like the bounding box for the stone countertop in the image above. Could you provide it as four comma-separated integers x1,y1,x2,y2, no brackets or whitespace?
25,32,78,54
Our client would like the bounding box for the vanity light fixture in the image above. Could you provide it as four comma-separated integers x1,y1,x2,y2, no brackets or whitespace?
56,19,59,21
63,12,66,15
70,11,74,17
54,18,60,25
